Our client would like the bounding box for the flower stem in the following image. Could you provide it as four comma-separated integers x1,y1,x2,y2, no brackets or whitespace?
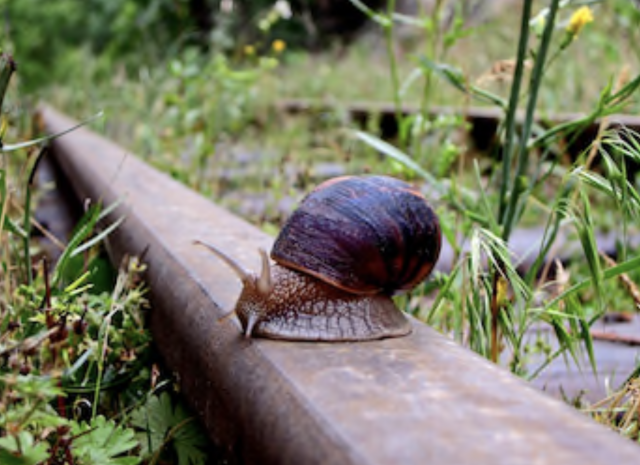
502,0,561,241
497,0,533,228
384,0,402,126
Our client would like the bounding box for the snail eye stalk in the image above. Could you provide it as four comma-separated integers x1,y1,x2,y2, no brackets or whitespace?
195,240,253,284
257,248,273,295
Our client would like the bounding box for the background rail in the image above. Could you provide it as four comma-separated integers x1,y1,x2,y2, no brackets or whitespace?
276,98,640,157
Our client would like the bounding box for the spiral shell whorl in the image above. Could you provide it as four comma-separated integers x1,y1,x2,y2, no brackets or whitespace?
271,175,441,295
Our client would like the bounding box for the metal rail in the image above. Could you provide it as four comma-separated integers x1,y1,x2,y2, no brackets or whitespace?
39,105,640,465
276,98,640,155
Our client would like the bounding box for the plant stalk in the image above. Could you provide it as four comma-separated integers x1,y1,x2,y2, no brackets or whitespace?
502,0,561,241
490,272,500,363
0,53,16,119
497,0,533,228
384,0,402,126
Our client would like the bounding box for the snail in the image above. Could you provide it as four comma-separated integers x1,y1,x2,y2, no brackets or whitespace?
197,175,441,342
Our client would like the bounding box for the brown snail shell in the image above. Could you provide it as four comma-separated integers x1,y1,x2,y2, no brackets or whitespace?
272,175,441,295
198,175,441,342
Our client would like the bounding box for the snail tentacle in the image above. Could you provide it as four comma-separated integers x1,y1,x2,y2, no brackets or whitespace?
197,240,273,336
257,248,273,295
194,240,252,284
243,313,260,338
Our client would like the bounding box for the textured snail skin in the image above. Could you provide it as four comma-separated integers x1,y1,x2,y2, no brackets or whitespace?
235,264,411,341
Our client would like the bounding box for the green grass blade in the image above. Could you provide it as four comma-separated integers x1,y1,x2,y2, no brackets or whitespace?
52,204,103,288
498,0,533,223
418,57,506,107
71,216,124,258
352,129,442,188
502,0,560,241
473,160,500,234
0,54,16,118
2,216,28,237
2,111,103,152
346,0,391,27
426,266,460,324
574,189,604,310
544,255,640,312
578,310,597,377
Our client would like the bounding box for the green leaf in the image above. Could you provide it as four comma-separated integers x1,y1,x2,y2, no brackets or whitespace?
71,415,140,465
426,264,461,324
2,111,103,152
574,190,603,310
0,374,65,399
0,432,49,465
474,227,530,301
1,216,28,237
0,53,16,114
85,255,118,295
131,393,171,455
351,130,442,190
52,203,102,288
346,0,392,27
419,57,506,107
419,57,467,93
52,199,122,288
544,254,640,312
473,160,500,234
70,215,125,258
578,309,597,376
172,405,209,465
131,392,208,465
390,12,428,28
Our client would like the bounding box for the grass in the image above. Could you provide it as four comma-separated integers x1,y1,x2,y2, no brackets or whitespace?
256,1,639,113
40,2,640,219
0,55,216,464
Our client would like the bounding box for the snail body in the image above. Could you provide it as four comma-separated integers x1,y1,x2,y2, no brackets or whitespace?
199,175,441,342
234,263,410,340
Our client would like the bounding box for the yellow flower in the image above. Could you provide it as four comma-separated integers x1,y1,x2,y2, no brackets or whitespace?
567,6,594,36
244,45,255,56
272,39,286,54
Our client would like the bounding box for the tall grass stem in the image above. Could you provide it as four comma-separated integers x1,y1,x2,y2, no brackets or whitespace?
503,0,561,240
383,0,403,125
497,0,533,227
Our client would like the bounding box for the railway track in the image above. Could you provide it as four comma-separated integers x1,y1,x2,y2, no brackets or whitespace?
38,105,640,465
276,98,640,158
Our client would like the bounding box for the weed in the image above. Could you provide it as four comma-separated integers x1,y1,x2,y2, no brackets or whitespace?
0,52,214,464
348,0,640,382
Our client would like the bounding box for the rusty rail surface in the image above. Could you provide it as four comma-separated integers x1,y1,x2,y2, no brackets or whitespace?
40,105,640,465
276,98,640,154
